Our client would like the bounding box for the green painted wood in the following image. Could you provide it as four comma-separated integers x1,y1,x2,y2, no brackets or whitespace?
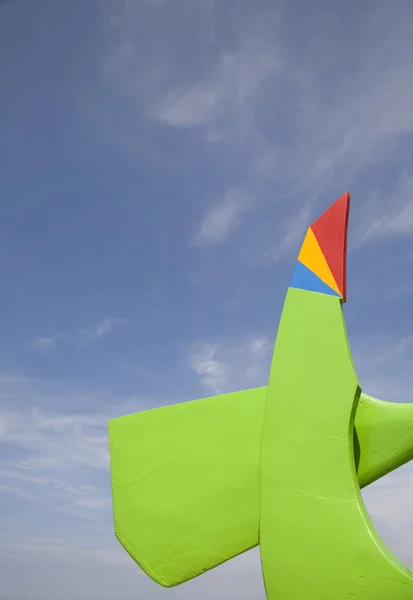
356,394,413,487
109,381,413,587
259,287,413,599
109,388,264,587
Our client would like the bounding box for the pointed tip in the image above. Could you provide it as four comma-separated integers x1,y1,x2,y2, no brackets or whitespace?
310,191,350,233
310,192,350,301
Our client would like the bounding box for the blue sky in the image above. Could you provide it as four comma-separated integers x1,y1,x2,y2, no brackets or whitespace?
1,0,413,598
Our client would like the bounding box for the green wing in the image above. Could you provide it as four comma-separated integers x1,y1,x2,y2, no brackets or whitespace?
109,387,413,587
356,393,413,487
109,387,265,587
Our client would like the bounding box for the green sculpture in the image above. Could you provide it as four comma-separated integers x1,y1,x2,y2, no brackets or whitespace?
109,192,413,598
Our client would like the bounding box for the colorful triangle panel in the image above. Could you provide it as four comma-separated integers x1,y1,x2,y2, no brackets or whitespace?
298,228,341,295
310,191,350,300
290,261,341,297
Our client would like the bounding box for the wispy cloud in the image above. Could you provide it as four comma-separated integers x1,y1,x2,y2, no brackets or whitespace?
31,318,131,350
32,332,68,350
103,1,413,257
188,343,228,394
155,84,221,129
103,4,283,246
0,408,110,471
152,44,280,133
354,174,413,246
0,374,147,519
78,318,131,345
250,335,272,358
0,403,109,518
0,533,128,565
194,188,253,246
3,2,413,598
265,203,312,263
188,334,272,394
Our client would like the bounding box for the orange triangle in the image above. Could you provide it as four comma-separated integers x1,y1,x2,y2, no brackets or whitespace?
298,228,341,296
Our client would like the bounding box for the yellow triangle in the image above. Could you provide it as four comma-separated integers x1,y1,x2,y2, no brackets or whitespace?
298,228,341,295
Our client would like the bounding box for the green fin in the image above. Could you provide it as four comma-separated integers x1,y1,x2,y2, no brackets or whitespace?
109,387,266,587
109,385,413,587
356,393,413,487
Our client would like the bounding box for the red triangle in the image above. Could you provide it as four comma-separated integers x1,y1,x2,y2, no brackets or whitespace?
310,192,350,300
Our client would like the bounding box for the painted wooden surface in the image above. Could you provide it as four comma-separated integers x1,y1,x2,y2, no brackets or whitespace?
297,227,341,295
259,192,413,599
109,387,265,587
310,191,349,299
109,388,413,587
260,287,413,599
109,191,413,598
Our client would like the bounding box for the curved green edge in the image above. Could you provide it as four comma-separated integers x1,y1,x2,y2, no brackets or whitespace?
356,394,413,487
259,288,413,599
109,381,413,587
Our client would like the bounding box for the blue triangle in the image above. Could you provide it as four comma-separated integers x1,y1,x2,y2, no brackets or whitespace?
290,261,340,297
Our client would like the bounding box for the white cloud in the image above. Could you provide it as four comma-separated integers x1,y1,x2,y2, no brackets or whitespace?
155,85,221,128
250,336,272,358
78,317,131,344
354,174,413,246
103,1,413,253
2,338,413,598
153,46,279,132
32,332,68,349
194,189,252,245
0,404,110,518
188,334,272,394
265,203,312,263
0,408,109,471
188,343,227,394
0,533,128,565
351,330,413,403
5,3,413,597
31,318,131,350
0,375,147,518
